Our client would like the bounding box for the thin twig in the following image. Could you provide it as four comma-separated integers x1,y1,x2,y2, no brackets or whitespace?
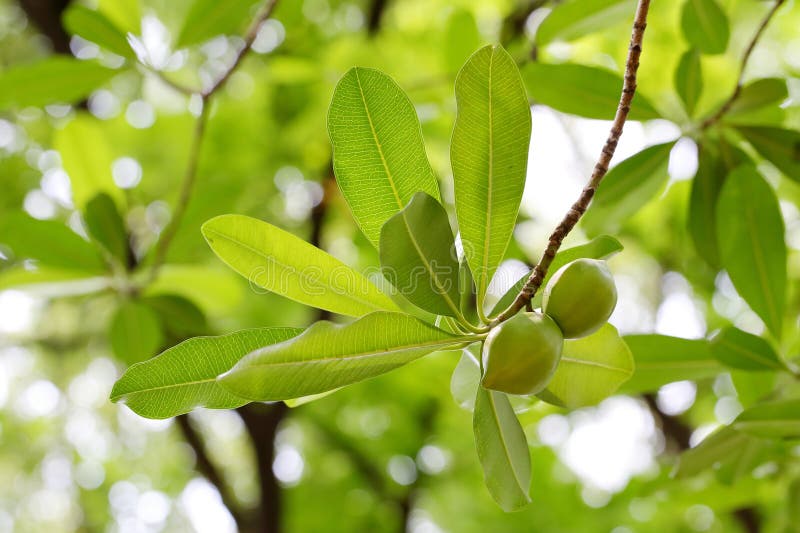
490,0,651,327
148,0,280,280
700,0,786,130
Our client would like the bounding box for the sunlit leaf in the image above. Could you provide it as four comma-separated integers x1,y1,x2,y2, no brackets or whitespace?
0,57,117,109
0,212,105,272
490,235,623,316
736,126,800,183
537,0,635,45
380,192,461,317
97,0,140,34
681,0,729,55
0,266,108,296
220,312,472,401
176,0,260,48
621,335,721,393
202,214,398,317
581,142,675,236
522,62,660,120
111,327,302,419
328,67,440,246
716,166,786,338
711,327,786,372
452,45,531,306
538,324,634,408
473,387,531,511
675,48,702,117
733,399,800,438
63,5,134,58
109,301,164,365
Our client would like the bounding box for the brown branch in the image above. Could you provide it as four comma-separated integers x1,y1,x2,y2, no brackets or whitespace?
367,0,390,36
700,0,786,131
18,0,72,55
490,0,651,326
148,0,280,280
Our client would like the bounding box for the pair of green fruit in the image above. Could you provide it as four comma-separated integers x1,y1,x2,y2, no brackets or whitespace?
481,259,618,396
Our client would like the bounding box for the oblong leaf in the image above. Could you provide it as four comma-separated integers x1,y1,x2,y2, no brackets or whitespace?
522,63,660,120
0,212,105,272
452,45,531,305
688,143,726,268
582,142,675,236
728,79,788,115
621,335,721,393
490,235,624,316
176,0,259,48
202,214,398,317
219,312,472,401
716,166,786,338
110,327,303,419
109,301,164,365
473,387,531,511
0,57,116,109
711,327,786,372
733,399,800,439
536,0,635,45
538,324,634,408
681,0,729,55
674,426,752,478
675,49,702,117
328,67,440,246
380,192,461,317
63,5,134,58
451,344,481,411
84,193,130,266
736,126,800,184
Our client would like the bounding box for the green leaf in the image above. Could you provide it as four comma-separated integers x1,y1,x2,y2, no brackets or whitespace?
681,0,729,55
733,399,800,438
55,114,123,209
84,193,130,266
176,0,260,48
109,301,164,365
581,142,675,236
110,327,302,419
536,0,635,45
141,294,208,339
97,0,140,34
711,327,786,372
144,265,244,316
538,324,634,408
473,387,531,512
0,213,105,272
688,143,726,268
736,126,800,183
0,57,117,109
675,49,702,117
459,256,480,325
452,45,531,306
490,235,623,316
674,426,752,478
728,79,788,116
716,166,786,338
380,192,461,317
521,63,660,120
63,5,134,59
219,312,472,401
731,370,777,408
443,9,481,73
621,335,721,393
202,214,397,317
0,266,107,295
328,67,440,246
451,344,481,411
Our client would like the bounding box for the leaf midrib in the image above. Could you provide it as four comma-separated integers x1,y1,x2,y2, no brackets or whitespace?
480,47,496,297
716,336,781,370
560,356,633,376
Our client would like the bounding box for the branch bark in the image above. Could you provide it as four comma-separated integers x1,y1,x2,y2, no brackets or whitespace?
490,0,651,326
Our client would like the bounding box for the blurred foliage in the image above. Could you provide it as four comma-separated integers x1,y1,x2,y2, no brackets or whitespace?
0,0,799,531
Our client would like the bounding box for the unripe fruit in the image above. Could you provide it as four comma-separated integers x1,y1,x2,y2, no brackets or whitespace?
542,258,617,339
481,312,563,396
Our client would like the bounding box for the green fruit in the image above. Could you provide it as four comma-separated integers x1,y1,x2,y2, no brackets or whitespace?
542,258,617,339
481,312,563,396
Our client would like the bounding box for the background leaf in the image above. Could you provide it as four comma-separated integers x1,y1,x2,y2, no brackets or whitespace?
0,57,117,109
581,142,675,236
443,9,481,73
176,0,260,48
111,327,302,419
522,63,660,120
674,426,753,478
538,324,634,408
220,312,472,401
109,301,164,365
675,49,702,117
733,399,800,439
536,0,635,45
681,0,729,55
62,5,134,59
451,344,481,411
716,166,786,338
473,387,531,512
736,126,800,183
711,327,786,372
202,214,397,317
380,192,461,317
328,67,440,246
687,143,726,268
728,79,788,115
621,335,720,393
451,45,531,306
83,193,130,267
